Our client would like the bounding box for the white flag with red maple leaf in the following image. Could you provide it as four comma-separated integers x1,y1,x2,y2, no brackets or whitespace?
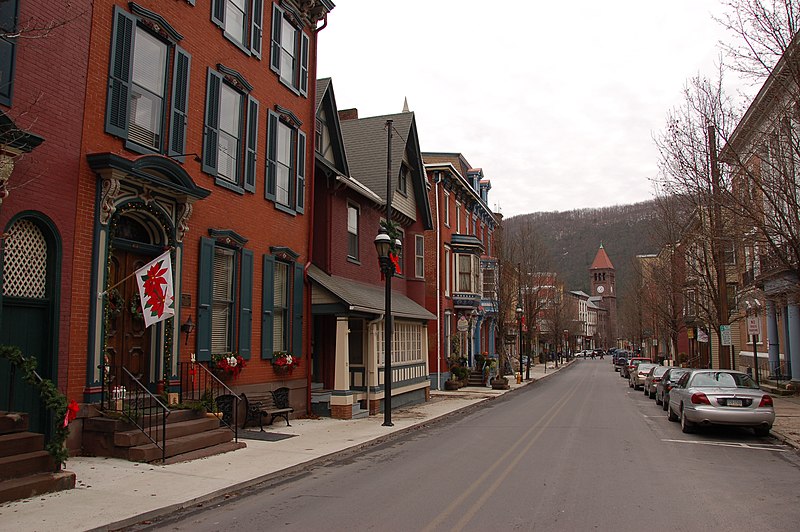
134,250,175,328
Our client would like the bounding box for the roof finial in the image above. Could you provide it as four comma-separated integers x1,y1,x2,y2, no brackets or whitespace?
402,97,409,113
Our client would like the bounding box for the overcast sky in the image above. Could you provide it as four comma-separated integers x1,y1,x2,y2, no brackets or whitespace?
316,0,738,217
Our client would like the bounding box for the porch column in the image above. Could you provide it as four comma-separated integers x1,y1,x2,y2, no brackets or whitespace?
788,301,800,383
330,316,353,419
472,315,483,364
766,299,781,379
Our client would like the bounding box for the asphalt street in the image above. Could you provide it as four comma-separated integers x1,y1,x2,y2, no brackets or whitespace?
142,359,800,531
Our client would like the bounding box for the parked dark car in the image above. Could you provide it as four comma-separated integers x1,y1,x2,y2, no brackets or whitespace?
615,356,628,373
656,368,691,409
644,365,670,398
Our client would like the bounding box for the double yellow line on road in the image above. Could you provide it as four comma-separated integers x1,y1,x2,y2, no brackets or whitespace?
422,369,588,532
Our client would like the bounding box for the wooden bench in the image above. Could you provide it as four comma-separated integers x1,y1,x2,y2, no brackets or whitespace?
241,387,293,431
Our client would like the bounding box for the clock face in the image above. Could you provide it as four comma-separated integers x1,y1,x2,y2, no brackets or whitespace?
596,285,605,294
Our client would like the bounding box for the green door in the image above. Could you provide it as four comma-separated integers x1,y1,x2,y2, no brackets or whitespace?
0,216,58,435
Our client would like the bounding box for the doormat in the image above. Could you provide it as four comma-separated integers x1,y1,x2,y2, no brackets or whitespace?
239,430,297,442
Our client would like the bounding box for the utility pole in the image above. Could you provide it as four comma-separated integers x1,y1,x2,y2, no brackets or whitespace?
709,124,730,370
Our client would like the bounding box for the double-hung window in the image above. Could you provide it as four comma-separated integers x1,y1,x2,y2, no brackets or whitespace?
0,1,19,106
270,3,309,96
398,165,409,195
106,5,190,158
455,253,480,293
455,203,461,233
443,191,450,227
211,0,264,57
347,204,359,260
266,108,306,214
262,253,304,359
444,247,451,297
202,65,259,194
415,235,424,278
197,234,254,361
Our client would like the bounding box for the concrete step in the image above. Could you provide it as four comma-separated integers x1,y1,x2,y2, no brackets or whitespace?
113,416,222,448
84,408,202,433
351,406,369,420
162,440,247,465
127,428,235,463
0,470,76,504
0,450,53,480
0,412,29,435
760,384,795,396
0,431,44,458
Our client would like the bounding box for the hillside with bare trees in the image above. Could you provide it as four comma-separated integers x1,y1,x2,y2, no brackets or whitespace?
504,200,663,292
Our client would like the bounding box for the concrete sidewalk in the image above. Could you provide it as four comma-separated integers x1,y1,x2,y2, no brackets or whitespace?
769,394,800,450
0,362,568,532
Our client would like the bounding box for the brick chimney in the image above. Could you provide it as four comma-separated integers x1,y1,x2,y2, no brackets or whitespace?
338,108,359,121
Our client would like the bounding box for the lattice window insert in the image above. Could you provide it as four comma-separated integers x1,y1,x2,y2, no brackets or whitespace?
3,219,47,298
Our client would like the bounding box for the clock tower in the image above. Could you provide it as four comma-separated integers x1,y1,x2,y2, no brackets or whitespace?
589,243,617,346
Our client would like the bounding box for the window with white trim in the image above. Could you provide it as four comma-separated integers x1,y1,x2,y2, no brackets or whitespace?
455,202,461,233
211,0,264,57
414,234,424,278
455,253,480,293
347,204,359,260
444,246,451,297
106,6,191,158
443,190,450,227
202,66,259,194
270,3,309,96
266,109,306,214
273,260,289,352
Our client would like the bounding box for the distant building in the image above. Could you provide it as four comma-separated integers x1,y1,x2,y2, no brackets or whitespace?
589,244,617,347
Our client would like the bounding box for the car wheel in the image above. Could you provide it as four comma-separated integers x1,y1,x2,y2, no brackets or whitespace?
754,425,771,437
644,387,649,395
662,396,669,411
649,389,655,399
655,394,662,406
667,403,679,422
680,407,695,433
629,379,633,388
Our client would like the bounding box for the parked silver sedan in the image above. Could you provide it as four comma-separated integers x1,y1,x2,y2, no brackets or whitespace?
644,365,670,399
667,370,775,436
629,363,657,390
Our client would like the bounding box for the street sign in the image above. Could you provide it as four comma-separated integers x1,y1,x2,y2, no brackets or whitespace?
747,316,762,337
720,324,732,346
457,316,469,332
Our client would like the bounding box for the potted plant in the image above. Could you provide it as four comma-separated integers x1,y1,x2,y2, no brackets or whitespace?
272,351,300,375
211,352,247,379
444,374,460,390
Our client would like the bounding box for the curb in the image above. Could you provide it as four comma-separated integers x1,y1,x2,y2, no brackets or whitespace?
769,428,800,451
102,365,572,531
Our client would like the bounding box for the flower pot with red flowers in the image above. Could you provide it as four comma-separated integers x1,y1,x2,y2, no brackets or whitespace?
210,352,247,380
272,351,300,376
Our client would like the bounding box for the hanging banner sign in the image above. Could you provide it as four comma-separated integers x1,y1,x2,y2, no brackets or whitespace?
134,250,175,328
697,328,709,343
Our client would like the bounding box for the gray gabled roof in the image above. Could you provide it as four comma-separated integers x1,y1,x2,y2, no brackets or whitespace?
308,264,435,321
339,111,433,229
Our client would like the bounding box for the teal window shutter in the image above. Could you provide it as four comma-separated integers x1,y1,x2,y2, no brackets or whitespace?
168,46,191,160
265,111,277,201
250,0,264,59
244,95,259,192
105,6,135,138
261,254,275,358
211,0,225,28
292,262,304,357
238,248,254,359
299,31,309,97
197,237,215,361
269,3,282,74
202,68,222,175
296,130,306,213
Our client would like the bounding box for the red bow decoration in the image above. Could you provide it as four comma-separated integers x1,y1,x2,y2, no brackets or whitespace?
63,399,80,428
389,252,401,275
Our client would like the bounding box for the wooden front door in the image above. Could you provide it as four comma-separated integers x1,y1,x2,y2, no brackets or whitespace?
105,249,152,385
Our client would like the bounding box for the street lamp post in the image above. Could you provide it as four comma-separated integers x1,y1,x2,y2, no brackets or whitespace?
516,264,524,383
375,119,398,427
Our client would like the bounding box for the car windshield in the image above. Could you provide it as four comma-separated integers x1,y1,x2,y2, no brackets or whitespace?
638,364,656,373
666,369,688,381
689,372,759,389
653,366,669,377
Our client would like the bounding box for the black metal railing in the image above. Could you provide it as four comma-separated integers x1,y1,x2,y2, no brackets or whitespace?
179,361,240,442
100,365,170,463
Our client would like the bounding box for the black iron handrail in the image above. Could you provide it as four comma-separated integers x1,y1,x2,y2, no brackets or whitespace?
179,361,240,442
100,365,170,463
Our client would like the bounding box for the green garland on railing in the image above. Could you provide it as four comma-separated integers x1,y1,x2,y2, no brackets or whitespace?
0,345,69,469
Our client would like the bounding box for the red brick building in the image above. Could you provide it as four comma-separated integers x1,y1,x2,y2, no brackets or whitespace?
0,1,92,433
422,153,500,388
2,1,336,440
309,79,433,419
